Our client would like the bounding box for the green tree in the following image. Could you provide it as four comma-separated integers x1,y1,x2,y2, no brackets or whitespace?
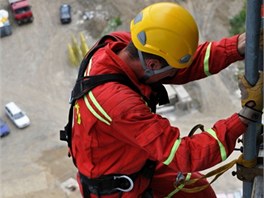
229,4,246,35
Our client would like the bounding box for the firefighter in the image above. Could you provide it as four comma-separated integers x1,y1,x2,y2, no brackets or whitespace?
66,2,263,198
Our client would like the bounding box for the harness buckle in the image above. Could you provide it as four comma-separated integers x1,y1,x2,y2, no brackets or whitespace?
113,175,134,192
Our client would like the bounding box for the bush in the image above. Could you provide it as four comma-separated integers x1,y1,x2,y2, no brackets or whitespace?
229,4,246,35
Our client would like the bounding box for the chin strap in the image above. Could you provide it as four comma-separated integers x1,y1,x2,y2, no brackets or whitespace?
138,50,175,80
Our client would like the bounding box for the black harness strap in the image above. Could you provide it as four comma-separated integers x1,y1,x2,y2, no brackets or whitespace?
76,35,120,80
79,159,156,197
70,73,146,103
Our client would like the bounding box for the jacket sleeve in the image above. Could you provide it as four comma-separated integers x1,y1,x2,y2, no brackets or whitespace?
93,83,246,172
107,88,247,172
164,34,244,84
163,114,247,172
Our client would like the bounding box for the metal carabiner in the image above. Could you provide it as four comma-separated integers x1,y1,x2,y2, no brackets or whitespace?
174,172,185,187
113,175,134,192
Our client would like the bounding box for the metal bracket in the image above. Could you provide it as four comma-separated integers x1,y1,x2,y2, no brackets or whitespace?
236,157,264,182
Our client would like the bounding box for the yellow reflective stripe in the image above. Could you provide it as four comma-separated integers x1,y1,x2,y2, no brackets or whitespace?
85,57,93,76
83,58,112,125
186,172,191,181
204,42,212,76
207,128,227,161
163,138,182,165
87,57,92,75
165,173,192,198
166,184,184,198
88,91,112,122
84,93,111,126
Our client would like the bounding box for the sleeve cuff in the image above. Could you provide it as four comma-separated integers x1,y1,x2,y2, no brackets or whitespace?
226,113,247,138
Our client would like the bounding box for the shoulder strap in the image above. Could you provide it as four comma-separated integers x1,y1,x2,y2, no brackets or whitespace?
70,74,147,103
76,35,120,80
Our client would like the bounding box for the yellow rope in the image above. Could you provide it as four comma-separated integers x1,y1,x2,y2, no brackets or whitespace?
174,154,257,193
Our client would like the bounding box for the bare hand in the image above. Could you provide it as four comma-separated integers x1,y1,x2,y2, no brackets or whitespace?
237,29,263,56
237,33,246,56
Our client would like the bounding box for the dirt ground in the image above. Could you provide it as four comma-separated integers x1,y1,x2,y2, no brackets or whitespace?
0,0,245,197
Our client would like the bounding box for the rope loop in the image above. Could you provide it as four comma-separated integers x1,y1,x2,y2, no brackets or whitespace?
173,154,258,193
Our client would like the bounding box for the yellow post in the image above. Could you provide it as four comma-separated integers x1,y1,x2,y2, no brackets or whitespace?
68,32,90,66
71,34,79,55
80,32,89,57
68,43,78,66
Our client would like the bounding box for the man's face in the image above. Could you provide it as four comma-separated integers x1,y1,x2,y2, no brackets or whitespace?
136,50,178,84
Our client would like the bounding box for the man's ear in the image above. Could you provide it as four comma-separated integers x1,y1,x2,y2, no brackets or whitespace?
145,59,161,70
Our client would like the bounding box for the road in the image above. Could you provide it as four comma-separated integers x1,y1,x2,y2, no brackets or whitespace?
0,0,84,197
0,0,244,197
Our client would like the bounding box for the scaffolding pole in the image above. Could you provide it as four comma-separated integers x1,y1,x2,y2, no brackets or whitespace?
242,0,262,197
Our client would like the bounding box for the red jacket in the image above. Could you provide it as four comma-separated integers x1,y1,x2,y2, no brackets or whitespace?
71,31,247,197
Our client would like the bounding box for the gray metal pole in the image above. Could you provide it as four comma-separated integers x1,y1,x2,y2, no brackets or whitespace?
259,1,264,72
243,0,262,197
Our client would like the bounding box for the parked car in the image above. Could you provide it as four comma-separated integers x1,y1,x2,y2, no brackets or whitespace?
0,9,12,38
0,118,10,137
5,102,30,128
60,4,71,24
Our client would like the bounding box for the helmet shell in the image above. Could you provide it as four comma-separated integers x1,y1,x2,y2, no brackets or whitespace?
130,2,199,69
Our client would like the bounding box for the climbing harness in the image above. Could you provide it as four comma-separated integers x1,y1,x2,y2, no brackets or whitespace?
79,159,156,197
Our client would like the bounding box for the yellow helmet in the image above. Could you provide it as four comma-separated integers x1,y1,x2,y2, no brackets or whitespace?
130,2,199,69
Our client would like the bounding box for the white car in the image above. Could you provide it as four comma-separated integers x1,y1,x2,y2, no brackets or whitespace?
4,102,30,128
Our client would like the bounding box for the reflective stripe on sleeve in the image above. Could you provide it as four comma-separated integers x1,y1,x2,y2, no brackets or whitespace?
83,58,113,125
206,128,227,161
163,138,182,165
204,42,212,76
84,91,112,125
165,173,192,198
